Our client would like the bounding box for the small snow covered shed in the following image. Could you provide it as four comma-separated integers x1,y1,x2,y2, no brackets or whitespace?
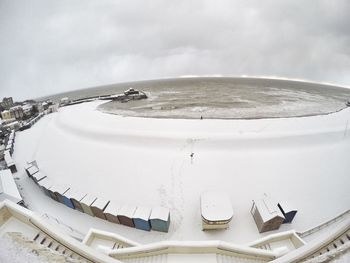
200,191,233,230
52,184,70,204
133,207,152,231
61,188,79,209
104,202,120,224
80,194,97,216
37,177,54,197
117,205,137,227
69,190,87,212
90,197,110,219
31,171,46,184
25,164,39,178
251,197,285,233
278,202,298,224
0,169,22,204
149,206,170,233
4,150,16,173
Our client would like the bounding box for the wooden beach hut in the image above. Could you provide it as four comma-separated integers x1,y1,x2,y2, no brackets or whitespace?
90,197,110,220
69,190,87,212
149,206,170,233
200,191,233,230
31,171,46,184
52,184,70,204
117,205,137,228
37,177,54,197
133,207,152,231
251,197,285,233
0,169,22,204
61,188,80,209
278,201,298,224
104,201,120,224
25,164,39,178
80,194,97,216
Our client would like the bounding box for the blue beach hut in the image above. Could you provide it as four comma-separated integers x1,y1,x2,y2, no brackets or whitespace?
37,177,54,197
149,207,170,233
133,207,152,231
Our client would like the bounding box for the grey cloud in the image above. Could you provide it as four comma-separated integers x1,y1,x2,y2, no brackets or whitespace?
0,0,350,100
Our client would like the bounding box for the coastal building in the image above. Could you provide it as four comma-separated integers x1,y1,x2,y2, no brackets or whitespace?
200,191,233,230
1,110,12,121
0,169,22,204
149,206,170,232
251,197,285,233
9,105,24,120
0,97,14,110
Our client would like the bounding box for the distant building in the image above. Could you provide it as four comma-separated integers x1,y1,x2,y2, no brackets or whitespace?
0,97,14,110
9,106,24,120
1,110,12,121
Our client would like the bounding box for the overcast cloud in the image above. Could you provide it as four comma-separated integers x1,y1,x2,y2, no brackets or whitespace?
0,0,350,100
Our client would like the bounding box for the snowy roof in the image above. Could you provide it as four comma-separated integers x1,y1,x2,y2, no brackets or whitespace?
150,206,170,221
133,206,152,220
32,171,46,182
104,201,120,215
4,151,14,166
91,197,110,210
80,194,97,206
254,197,284,222
38,177,54,189
50,184,70,195
26,165,39,176
200,191,233,222
0,169,22,204
64,188,87,201
118,205,137,218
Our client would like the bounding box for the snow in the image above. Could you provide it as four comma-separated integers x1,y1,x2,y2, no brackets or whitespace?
11,100,350,244
92,197,110,210
26,165,39,176
118,205,137,218
200,191,233,222
150,206,170,221
0,169,22,204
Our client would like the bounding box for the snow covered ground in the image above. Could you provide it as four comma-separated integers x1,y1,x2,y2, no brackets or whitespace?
12,100,350,245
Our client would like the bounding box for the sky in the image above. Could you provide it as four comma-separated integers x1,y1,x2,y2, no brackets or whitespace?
0,0,350,101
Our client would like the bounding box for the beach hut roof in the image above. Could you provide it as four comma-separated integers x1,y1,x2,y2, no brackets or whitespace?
104,201,120,215
133,206,152,220
38,177,54,189
27,165,39,176
50,184,70,194
118,205,137,218
150,206,170,221
255,198,284,222
80,193,97,205
64,188,87,201
0,169,22,204
92,197,110,210
201,191,233,222
32,171,46,182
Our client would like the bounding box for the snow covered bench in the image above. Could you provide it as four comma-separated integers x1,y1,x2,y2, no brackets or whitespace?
200,191,233,230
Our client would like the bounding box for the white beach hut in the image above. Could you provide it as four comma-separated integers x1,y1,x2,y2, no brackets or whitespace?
200,191,233,230
133,206,152,231
4,150,16,173
50,184,70,204
103,201,120,224
25,164,39,178
37,177,54,197
251,197,285,233
79,194,97,216
118,205,137,228
149,206,170,233
31,171,46,184
90,197,110,220
0,169,22,204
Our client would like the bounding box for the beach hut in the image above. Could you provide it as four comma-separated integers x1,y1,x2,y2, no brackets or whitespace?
25,164,39,178
0,169,22,204
37,177,54,197
149,206,170,233
79,194,97,216
51,184,70,204
117,205,137,227
133,207,152,231
4,150,16,173
69,190,87,212
90,197,110,220
200,191,233,230
251,197,285,233
104,201,120,224
61,188,80,209
278,202,298,224
31,171,46,184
